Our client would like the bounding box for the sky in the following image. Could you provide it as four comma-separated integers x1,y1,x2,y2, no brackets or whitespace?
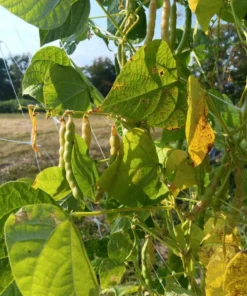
0,1,184,67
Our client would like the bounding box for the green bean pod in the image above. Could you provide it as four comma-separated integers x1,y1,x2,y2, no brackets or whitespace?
58,119,66,168
161,0,171,43
82,115,91,148
144,0,156,45
169,0,177,52
64,116,82,200
176,4,192,55
141,237,154,288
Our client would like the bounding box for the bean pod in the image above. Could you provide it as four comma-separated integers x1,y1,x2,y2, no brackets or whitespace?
109,125,121,164
64,116,82,200
144,0,156,45
141,236,154,288
82,115,92,148
58,119,66,168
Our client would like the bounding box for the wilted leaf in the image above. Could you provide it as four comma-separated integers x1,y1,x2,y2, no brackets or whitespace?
186,75,215,166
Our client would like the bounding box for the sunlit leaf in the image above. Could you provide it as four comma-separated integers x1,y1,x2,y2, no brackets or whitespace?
186,75,215,166
206,247,236,296
1,281,21,296
98,128,169,207
102,40,179,128
22,47,71,103
43,65,91,112
33,167,71,201
0,0,74,30
224,250,247,295
5,204,99,295
0,181,55,237
188,0,223,33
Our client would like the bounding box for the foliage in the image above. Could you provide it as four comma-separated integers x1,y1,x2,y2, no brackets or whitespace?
1,0,247,295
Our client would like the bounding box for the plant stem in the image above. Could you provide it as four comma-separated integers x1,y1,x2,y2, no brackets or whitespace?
72,205,172,218
95,0,136,53
176,4,191,54
161,0,171,44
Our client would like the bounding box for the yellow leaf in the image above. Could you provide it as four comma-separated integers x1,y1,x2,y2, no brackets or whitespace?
224,250,247,296
186,76,215,166
206,246,237,296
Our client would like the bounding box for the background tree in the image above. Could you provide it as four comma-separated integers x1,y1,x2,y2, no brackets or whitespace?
191,24,247,104
82,57,116,97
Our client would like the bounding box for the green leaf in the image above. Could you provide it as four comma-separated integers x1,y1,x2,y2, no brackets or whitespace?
33,167,71,201
5,204,99,296
166,283,192,295
0,0,73,30
221,0,247,23
16,178,33,185
43,64,91,112
72,134,99,201
188,0,223,33
22,47,71,103
108,233,132,263
99,258,126,289
0,257,13,294
0,181,55,236
0,237,7,259
102,40,178,128
107,0,126,35
39,0,90,45
1,281,22,296
98,128,169,207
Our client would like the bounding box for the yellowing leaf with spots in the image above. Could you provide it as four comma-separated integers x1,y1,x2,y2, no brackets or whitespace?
206,246,237,296
186,76,215,166
224,250,247,296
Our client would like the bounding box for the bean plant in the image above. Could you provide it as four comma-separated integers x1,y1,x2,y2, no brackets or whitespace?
0,0,247,295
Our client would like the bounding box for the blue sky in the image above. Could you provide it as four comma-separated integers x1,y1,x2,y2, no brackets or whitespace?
0,1,183,66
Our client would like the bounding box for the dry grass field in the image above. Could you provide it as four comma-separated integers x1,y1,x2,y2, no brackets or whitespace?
0,113,114,185
0,113,162,185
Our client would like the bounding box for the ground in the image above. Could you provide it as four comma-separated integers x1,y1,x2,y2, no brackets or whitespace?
0,113,113,185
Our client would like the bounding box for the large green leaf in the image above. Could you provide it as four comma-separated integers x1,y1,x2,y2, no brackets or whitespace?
43,64,91,112
188,0,223,33
0,181,55,237
1,281,22,296
71,134,99,201
98,128,169,207
40,0,90,46
0,0,73,30
102,40,178,127
33,167,71,201
22,47,71,103
0,257,13,294
5,204,99,296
